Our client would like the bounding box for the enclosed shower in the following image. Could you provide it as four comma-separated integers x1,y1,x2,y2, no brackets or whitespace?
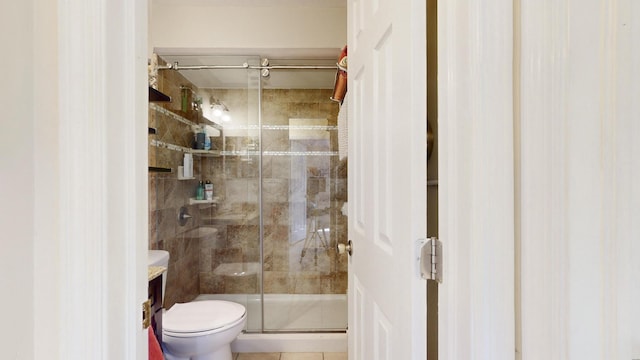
148,54,348,338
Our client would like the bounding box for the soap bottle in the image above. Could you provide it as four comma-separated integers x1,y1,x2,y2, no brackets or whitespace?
204,180,213,200
196,181,205,200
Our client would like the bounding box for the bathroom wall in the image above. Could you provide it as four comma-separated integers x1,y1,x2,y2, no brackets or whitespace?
149,69,206,308
149,2,346,56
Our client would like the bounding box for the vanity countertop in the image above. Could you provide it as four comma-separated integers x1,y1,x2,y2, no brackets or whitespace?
148,266,166,281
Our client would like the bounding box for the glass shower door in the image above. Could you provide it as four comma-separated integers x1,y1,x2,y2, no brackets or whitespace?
182,55,264,332
259,66,348,332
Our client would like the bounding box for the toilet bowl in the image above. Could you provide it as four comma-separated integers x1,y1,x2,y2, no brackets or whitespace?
162,300,246,360
148,249,247,360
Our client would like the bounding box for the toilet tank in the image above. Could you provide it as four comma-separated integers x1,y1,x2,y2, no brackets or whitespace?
148,250,170,303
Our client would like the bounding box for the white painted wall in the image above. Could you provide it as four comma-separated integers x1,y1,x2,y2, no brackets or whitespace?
150,2,347,55
33,0,62,357
0,1,36,358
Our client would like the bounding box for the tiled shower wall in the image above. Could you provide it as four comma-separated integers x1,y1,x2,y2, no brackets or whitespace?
148,69,205,308
149,66,348,309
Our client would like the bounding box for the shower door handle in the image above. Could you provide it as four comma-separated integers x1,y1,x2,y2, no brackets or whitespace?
336,240,353,256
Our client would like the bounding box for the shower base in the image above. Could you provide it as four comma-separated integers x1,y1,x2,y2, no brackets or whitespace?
195,293,348,352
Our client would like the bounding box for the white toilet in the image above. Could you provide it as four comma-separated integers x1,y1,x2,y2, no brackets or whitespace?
148,250,247,360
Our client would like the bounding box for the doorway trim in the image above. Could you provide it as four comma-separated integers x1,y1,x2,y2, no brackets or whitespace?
438,0,516,358
56,0,148,358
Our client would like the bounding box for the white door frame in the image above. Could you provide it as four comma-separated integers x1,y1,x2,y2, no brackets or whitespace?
438,0,516,358
53,0,148,358
518,0,640,358
439,0,640,359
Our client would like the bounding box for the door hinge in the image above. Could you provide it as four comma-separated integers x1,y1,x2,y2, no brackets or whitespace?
142,298,152,329
417,237,442,283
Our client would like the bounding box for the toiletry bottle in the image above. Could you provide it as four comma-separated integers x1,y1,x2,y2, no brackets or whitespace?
205,180,213,200
196,181,205,200
189,153,194,177
181,88,189,112
204,133,211,150
183,153,193,178
182,153,189,178
196,131,206,149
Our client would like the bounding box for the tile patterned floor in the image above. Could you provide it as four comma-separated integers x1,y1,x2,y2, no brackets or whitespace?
234,353,348,360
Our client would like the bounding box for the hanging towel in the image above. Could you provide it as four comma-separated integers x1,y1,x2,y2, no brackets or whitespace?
338,94,348,160
148,327,165,360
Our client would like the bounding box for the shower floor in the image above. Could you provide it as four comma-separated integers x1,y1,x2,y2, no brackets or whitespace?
195,293,347,332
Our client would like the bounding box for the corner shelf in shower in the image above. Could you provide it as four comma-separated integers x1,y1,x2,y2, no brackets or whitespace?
191,149,222,157
148,166,172,173
149,87,171,102
177,173,195,180
150,139,222,157
188,197,220,205
149,103,223,131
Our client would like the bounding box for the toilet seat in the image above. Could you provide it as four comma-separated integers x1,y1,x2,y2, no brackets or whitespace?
163,300,246,338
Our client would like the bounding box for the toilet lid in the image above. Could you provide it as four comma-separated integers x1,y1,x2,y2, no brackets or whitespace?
163,300,246,333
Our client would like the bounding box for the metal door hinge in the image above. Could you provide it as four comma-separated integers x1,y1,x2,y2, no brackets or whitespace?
142,298,152,329
417,237,442,283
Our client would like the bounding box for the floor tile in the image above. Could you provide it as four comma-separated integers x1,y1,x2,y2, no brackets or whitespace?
323,353,348,360
236,353,281,360
280,353,323,360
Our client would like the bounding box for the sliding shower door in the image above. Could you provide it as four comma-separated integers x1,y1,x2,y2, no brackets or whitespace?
152,54,347,333
161,55,265,332
260,64,348,332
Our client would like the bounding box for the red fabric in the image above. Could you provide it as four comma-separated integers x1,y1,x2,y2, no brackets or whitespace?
148,327,165,360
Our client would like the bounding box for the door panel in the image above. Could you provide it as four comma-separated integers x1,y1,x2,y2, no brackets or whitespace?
347,0,427,358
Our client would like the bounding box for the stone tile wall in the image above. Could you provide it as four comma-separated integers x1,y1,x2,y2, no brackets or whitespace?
148,68,204,308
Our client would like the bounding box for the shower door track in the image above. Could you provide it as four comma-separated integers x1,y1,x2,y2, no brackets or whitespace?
156,62,340,71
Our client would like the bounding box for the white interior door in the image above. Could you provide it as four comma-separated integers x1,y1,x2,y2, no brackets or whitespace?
346,0,427,358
